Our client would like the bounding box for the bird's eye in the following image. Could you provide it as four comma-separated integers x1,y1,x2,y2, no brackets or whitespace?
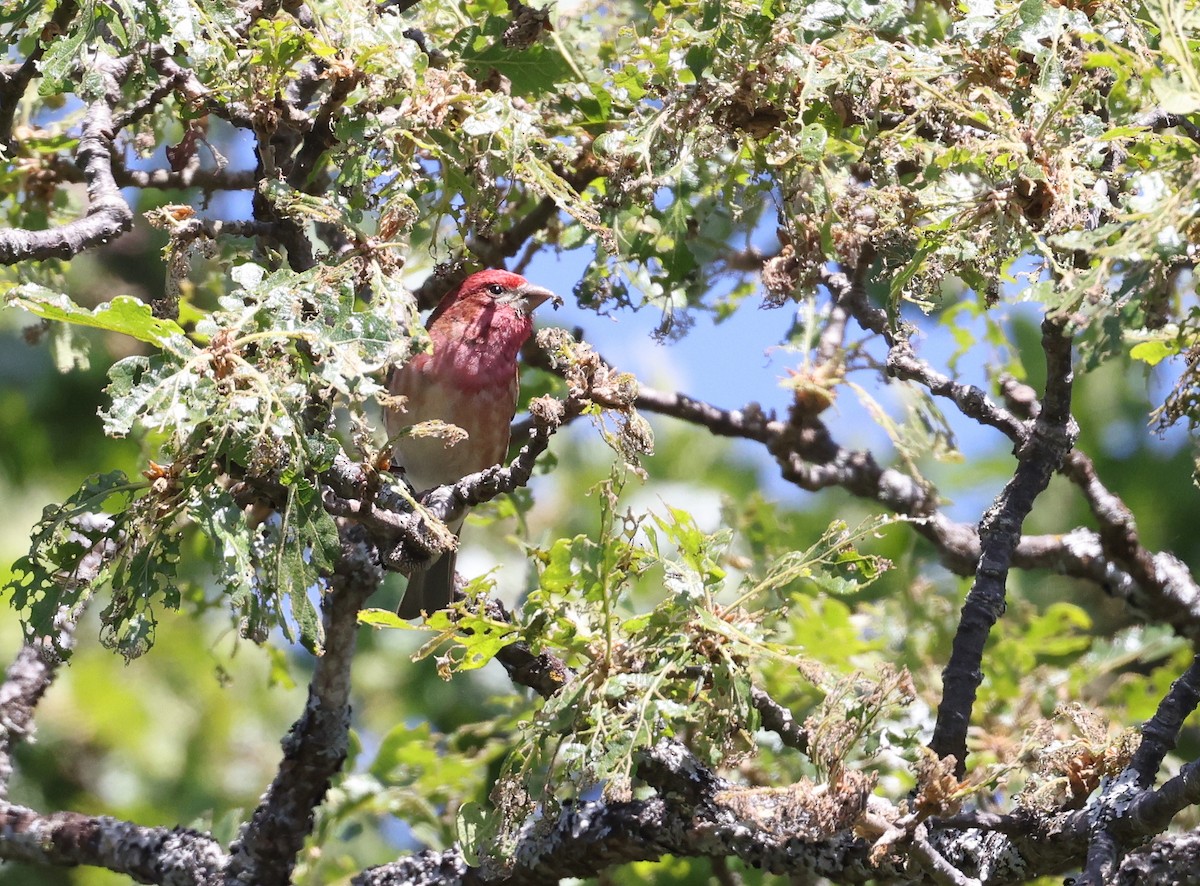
487,283,504,295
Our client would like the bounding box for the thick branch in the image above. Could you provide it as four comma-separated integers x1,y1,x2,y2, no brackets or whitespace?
0,54,134,265
1116,831,1200,885
356,740,898,885
0,803,226,885
224,524,381,886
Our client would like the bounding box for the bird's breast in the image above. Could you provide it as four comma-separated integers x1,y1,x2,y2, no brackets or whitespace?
389,354,520,492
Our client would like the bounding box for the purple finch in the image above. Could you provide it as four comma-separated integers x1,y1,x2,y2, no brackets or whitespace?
388,269,560,618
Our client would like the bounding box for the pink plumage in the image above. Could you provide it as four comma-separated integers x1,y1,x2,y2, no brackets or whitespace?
388,269,560,618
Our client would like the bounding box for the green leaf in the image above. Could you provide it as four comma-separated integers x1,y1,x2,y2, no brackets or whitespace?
456,29,574,96
7,287,192,353
456,802,491,867
358,608,418,629
1151,76,1200,114
1130,340,1178,366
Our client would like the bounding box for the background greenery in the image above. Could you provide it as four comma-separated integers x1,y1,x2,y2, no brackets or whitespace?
4,0,1200,882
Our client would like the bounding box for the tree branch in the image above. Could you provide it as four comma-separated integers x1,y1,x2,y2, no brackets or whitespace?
0,803,226,885
0,616,78,796
0,1,79,142
0,54,134,265
224,524,382,885
930,315,1078,774
356,739,896,885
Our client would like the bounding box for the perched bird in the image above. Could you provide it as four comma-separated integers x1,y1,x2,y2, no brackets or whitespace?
388,269,560,618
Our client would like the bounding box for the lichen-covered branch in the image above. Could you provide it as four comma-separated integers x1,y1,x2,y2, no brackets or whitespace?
224,525,382,886
0,804,227,885
355,739,895,885
0,618,77,796
1071,652,1200,885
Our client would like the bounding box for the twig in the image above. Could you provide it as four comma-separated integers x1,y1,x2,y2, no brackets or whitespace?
150,54,264,130
821,264,1027,443
0,521,107,794
912,822,982,886
287,64,362,189
0,617,78,796
482,599,571,698
750,687,809,752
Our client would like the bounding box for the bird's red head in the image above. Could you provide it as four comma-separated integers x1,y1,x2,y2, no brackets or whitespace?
423,269,561,390
430,269,561,325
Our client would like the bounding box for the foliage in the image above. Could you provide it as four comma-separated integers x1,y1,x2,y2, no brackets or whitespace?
3,0,1200,883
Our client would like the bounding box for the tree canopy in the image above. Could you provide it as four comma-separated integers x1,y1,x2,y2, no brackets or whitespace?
3,0,1200,883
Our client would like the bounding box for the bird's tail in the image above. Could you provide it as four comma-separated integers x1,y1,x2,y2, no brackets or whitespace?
397,550,458,619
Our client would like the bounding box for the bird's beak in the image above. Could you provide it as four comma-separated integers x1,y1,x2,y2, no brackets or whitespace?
516,282,563,314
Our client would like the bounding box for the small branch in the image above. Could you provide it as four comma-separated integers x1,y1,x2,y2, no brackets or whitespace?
0,615,79,796
482,599,571,698
911,822,982,886
41,154,259,192
1129,652,1200,784
1120,758,1200,841
319,395,568,573
928,810,1035,836
1078,824,1123,886
635,387,780,443
1059,449,1200,630
379,0,425,14
750,687,809,752
287,67,362,189
225,524,382,886
821,265,1027,443
121,165,259,191
170,218,280,245
325,340,629,575
150,54,263,130
930,315,1078,774
0,521,107,795
415,164,596,310
1072,653,1200,886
